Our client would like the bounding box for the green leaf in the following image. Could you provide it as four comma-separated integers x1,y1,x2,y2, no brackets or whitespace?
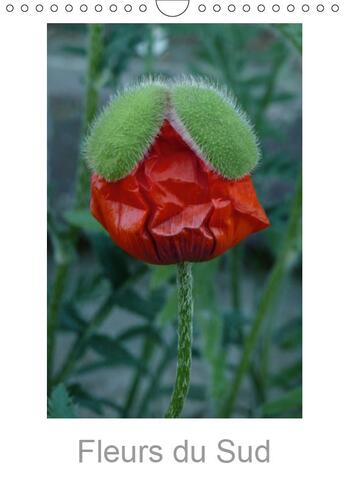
64,209,105,234
48,207,74,265
194,260,227,408
61,45,87,56
272,93,294,103
68,384,103,415
76,359,134,375
150,265,176,290
260,387,302,417
90,234,133,289
275,317,302,350
114,324,162,346
223,311,249,345
59,304,87,333
68,384,123,416
48,384,76,418
156,288,178,327
89,334,140,364
271,361,302,388
73,272,108,302
271,24,302,55
113,287,165,320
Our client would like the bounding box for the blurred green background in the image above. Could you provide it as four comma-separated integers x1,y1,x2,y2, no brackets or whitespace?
47,23,302,418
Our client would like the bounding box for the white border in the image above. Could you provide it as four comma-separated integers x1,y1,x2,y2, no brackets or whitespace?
0,1,342,19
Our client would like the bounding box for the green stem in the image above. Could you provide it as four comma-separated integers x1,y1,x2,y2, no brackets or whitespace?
47,25,104,388
165,262,193,418
137,340,175,418
144,26,155,75
220,172,302,417
52,294,114,386
123,334,155,417
255,53,285,132
231,246,242,312
227,246,266,411
259,299,279,401
52,268,146,387
272,25,302,55
74,24,104,210
47,262,69,383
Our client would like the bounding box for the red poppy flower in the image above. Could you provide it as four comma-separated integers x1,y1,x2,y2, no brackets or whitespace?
90,120,269,265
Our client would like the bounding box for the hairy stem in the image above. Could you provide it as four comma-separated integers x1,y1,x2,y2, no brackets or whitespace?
220,172,302,417
47,25,104,388
165,262,193,418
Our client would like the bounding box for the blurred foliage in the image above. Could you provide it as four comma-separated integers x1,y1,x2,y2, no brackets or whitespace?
48,24,302,418
48,384,76,418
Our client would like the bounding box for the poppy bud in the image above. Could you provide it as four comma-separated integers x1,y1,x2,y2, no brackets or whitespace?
86,80,269,265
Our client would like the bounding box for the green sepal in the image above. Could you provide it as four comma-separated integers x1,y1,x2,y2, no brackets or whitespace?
85,80,260,182
85,83,167,181
171,83,259,179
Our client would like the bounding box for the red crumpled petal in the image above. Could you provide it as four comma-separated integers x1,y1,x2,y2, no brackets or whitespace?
90,120,270,265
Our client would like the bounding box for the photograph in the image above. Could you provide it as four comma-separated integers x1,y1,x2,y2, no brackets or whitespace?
47,23,302,419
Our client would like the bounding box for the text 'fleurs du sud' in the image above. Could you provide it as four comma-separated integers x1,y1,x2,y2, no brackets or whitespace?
79,439,270,464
